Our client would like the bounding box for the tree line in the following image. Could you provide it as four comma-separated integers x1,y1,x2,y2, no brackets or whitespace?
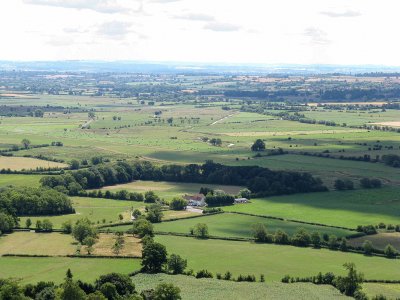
40,160,327,197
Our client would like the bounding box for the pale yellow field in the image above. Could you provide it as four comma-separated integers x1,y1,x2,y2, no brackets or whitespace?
0,232,142,257
0,156,68,170
371,121,400,127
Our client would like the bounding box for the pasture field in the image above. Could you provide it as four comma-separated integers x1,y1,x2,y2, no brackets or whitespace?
0,256,140,284
223,187,400,228
0,156,67,170
95,180,244,200
155,235,400,282
153,212,354,238
0,232,142,257
0,173,42,187
18,197,141,228
131,273,350,300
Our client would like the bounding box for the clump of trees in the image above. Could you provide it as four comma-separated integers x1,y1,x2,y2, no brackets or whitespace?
360,178,382,189
251,139,266,151
0,186,74,216
169,198,187,210
334,179,354,191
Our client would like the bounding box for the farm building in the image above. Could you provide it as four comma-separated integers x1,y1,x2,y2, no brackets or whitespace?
234,198,249,204
183,193,206,206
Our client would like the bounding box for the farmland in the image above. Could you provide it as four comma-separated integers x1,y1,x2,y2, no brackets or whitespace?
1,70,400,298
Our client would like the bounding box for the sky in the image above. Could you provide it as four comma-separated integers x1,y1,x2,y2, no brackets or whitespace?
0,0,400,65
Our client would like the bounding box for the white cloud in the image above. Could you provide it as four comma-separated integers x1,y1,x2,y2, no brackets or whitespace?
304,27,330,45
174,13,215,22
23,0,131,14
96,21,133,39
204,22,241,32
320,10,361,18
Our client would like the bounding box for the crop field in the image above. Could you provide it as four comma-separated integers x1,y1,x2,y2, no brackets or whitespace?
153,213,354,237
223,187,400,228
155,235,400,282
132,273,350,300
0,256,140,284
0,156,67,170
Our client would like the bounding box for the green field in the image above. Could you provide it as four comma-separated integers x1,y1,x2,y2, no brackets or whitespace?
0,256,140,284
156,235,400,282
363,282,400,299
153,213,354,238
223,187,400,228
0,174,42,188
132,273,350,300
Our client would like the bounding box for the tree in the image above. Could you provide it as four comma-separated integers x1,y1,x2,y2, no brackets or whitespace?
141,242,168,273
132,218,154,238
310,232,321,248
83,236,97,255
0,213,15,234
384,244,397,258
362,240,374,255
193,223,209,239
70,160,80,170
72,218,97,243
21,138,31,149
251,139,266,151
328,235,338,250
61,220,73,234
87,291,107,300
291,228,311,247
61,279,86,300
34,109,44,117
100,282,118,300
132,209,142,219
146,204,163,223
144,191,159,203
42,219,53,232
169,198,187,211
339,239,348,252
95,273,135,297
25,218,32,228
238,188,251,199
252,223,268,243
334,263,364,296
274,229,290,244
153,283,181,300
209,138,222,146
167,254,187,275
334,179,353,190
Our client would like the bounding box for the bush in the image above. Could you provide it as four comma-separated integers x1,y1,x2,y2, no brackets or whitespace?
169,198,188,211
132,218,154,238
384,244,397,258
291,228,311,247
195,270,213,279
167,254,187,275
193,223,209,239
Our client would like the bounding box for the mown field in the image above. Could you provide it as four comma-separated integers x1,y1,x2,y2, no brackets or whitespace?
223,187,400,228
156,235,400,282
132,273,350,300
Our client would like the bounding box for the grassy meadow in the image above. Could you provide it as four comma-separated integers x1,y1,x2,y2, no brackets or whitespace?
156,235,400,282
